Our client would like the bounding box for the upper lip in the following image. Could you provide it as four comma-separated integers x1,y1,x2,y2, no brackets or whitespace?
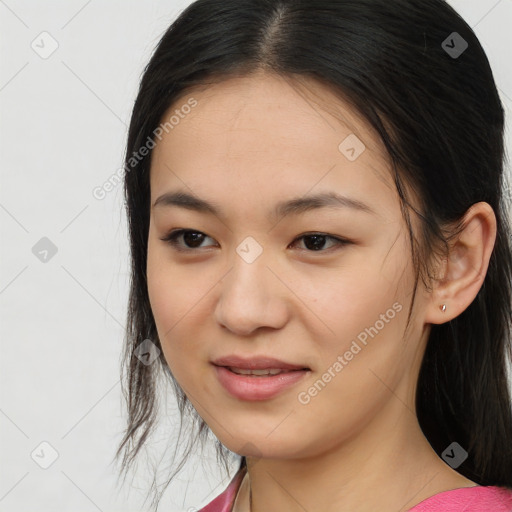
212,355,309,370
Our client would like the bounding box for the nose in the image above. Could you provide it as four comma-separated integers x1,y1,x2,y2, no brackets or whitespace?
214,248,289,336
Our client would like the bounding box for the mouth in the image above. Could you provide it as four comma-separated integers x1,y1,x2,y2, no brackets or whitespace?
224,366,309,376
211,360,311,401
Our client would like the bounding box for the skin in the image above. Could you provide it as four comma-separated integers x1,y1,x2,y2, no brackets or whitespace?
146,70,496,512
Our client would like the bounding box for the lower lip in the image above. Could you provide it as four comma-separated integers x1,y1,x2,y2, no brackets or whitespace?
213,365,310,401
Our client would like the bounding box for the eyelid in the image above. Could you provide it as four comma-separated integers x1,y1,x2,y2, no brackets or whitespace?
160,229,218,252
159,228,352,253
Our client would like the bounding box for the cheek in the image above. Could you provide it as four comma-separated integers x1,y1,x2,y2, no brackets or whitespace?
293,250,414,412
298,250,410,355
304,275,409,399
147,242,176,330
146,240,218,381
146,241,189,356
147,234,203,325
290,290,411,456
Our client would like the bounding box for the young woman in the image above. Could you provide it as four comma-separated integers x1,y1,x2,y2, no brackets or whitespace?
116,1,512,510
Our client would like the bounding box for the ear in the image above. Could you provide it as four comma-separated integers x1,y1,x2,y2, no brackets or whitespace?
425,202,497,325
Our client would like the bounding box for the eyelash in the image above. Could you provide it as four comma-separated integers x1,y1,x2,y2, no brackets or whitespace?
159,229,351,254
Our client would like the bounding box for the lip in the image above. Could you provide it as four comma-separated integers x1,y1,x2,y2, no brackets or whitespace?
213,366,310,401
212,355,309,371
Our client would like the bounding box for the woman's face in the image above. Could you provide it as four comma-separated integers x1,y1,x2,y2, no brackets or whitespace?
147,71,430,460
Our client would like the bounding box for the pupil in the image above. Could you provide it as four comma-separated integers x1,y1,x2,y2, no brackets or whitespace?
184,232,204,248
304,235,325,251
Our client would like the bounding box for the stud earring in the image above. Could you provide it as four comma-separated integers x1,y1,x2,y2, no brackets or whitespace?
440,304,447,312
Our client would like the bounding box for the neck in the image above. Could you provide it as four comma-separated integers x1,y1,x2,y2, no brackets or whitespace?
239,381,474,512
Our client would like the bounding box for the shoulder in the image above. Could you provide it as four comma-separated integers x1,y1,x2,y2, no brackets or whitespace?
197,465,247,512
408,485,512,511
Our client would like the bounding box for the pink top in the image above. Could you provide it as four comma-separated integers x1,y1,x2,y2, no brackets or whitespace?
198,465,512,512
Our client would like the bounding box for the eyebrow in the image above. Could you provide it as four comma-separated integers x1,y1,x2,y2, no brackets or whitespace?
152,189,377,219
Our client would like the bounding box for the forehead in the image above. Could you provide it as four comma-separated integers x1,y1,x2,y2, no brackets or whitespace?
149,71,396,217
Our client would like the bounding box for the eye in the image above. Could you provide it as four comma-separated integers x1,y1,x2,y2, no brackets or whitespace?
160,229,217,252
160,229,351,254
289,232,350,252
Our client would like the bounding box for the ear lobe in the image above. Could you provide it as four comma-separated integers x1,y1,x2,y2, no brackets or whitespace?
424,202,497,325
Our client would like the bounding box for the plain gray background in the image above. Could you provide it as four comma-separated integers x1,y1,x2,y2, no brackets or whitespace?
1,1,511,511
